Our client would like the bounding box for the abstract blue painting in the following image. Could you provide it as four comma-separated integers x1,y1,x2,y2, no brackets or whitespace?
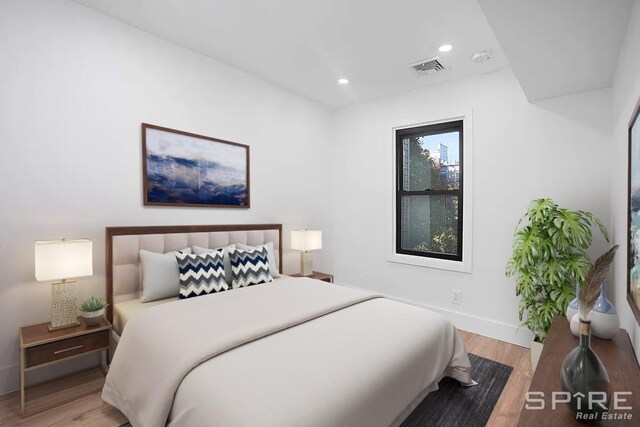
142,124,249,208
629,104,640,319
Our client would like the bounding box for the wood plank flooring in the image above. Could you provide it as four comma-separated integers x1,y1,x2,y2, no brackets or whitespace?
0,330,532,427
458,330,533,427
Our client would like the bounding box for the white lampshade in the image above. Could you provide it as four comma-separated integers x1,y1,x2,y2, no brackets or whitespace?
291,230,322,251
35,239,93,281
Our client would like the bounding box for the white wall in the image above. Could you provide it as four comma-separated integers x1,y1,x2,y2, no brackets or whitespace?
0,0,334,395
331,69,612,346
611,0,640,360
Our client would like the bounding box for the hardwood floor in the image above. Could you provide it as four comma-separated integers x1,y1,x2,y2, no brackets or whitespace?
0,331,531,427
0,368,126,427
458,330,533,427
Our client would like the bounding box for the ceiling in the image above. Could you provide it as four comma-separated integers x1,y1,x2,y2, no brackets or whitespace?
72,0,634,108
479,0,634,101
71,0,508,108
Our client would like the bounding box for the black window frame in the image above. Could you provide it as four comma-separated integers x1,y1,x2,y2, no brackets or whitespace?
395,120,464,261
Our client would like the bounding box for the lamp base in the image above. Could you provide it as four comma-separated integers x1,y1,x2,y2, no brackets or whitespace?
48,320,81,332
300,251,314,276
50,280,79,330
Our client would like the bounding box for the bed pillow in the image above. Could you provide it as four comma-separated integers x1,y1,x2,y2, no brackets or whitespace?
176,250,228,299
192,244,236,284
228,247,273,288
139,248,192,303
236,242,280,278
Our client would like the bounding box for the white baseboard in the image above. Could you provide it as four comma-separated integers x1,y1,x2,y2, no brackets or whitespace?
0,364,19,397
334,281,534,348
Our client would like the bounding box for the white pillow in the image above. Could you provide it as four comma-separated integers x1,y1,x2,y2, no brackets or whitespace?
236,242,280,278
192,244,236,284
139,248,192,303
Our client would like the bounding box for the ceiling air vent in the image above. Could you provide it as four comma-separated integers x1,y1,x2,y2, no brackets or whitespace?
410,56,446,76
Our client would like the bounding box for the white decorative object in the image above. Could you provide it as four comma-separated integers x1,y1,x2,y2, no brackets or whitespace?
590,310,620,340
589,281,620,340
35,239,93,331
570,282,620,340
566,283,579,321
291,230,322,276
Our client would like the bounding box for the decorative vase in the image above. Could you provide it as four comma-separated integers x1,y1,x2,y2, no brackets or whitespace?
568,281,619,339
566,283,579,320
81,307,105,326
590,280,620,339
561,319,610,419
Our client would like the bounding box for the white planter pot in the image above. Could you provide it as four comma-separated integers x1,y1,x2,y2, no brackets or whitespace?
81,307,105,326
530,339,544,372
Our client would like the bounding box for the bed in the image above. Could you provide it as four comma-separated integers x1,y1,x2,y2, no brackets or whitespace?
102,224,473,427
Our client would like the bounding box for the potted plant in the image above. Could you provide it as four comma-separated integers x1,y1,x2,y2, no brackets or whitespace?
505,199,608,370
80,297,108,326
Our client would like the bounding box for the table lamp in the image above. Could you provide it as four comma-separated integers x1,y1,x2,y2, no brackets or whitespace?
35,238,93,331
291,230,322,276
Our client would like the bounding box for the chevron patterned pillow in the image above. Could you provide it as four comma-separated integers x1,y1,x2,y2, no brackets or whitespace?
176,249,228,299
229,247,273,288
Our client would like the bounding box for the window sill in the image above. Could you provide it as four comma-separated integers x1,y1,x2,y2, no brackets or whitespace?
388,252,472,274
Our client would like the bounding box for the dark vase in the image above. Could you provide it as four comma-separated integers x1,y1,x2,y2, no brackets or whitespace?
560,319,610,419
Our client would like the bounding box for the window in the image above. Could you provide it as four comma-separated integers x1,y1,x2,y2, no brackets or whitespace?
395,120,463,261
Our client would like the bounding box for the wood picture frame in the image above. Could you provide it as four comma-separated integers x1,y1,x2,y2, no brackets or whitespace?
627,96,640,325
142,123,250,208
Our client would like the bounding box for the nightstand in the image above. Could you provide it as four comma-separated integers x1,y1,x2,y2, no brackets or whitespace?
19,316,111,417
291,271,333,283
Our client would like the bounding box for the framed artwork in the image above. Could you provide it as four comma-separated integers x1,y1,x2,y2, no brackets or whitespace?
142,123,250,208
628,98,640,324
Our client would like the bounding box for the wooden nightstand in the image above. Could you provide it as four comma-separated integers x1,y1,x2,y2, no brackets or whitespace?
19,317,111,417
291,271,333,283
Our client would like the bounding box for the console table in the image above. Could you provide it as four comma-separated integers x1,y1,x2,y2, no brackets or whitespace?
518,316,640,425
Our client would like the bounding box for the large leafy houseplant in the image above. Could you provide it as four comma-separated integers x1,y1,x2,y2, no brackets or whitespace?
506,199,608,342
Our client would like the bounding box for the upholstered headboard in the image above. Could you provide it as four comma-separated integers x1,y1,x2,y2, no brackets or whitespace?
105,224,283,323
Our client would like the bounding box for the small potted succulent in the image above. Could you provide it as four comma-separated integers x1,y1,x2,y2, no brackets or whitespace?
80,297,108,326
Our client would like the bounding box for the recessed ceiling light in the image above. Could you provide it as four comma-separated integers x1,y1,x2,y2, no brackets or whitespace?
338,77,349,85
438,44,453,52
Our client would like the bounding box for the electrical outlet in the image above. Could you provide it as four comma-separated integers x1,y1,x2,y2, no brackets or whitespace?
451,289,462,305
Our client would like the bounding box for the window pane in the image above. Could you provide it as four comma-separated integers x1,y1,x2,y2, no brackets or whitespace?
402,131,460,191
400,195,459,256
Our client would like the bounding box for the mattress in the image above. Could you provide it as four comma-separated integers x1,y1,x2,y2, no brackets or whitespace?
113,275,293,335
103,278,472,427
113,296,176,335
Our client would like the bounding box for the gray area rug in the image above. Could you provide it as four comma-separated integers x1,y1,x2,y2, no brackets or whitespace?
401,353,513,427
120,353,512,427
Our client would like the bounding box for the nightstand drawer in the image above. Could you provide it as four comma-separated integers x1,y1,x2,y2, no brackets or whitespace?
25,330,109,368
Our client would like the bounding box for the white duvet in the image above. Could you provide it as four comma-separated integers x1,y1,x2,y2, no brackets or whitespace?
102,278,472,427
